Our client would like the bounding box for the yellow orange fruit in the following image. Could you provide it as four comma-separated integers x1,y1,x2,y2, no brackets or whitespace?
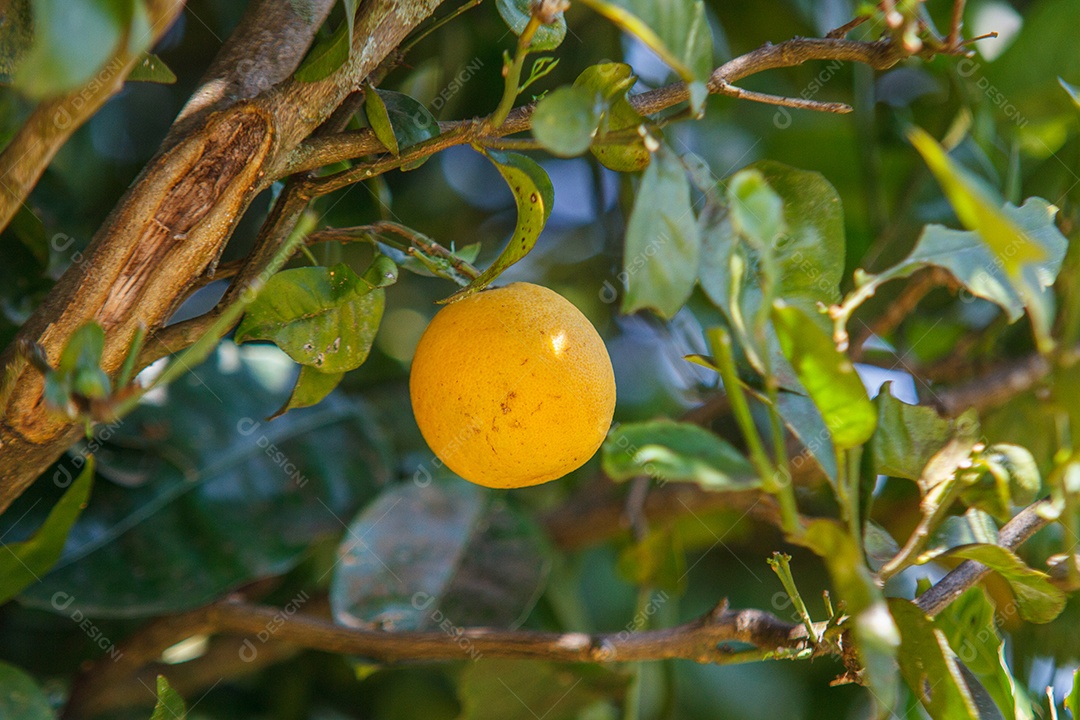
409,282,616,489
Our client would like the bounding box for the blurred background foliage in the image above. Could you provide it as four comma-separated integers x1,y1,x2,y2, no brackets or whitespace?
0,0,1079,718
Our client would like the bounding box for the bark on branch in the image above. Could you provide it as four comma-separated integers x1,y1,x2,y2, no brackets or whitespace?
0,0,447,511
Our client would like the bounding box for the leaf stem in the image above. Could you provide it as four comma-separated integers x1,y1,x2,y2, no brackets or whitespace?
768,553,819,642
710,328,800,536
488,15,542,129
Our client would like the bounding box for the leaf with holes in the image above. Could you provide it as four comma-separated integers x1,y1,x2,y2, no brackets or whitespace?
603,420,757,490
235,262,386,373
331,481,549,630
442,151,553,302
496,0,567,52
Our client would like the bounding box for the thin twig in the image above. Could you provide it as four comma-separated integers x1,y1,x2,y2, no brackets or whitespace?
946,0,967,50
914,499,1054,616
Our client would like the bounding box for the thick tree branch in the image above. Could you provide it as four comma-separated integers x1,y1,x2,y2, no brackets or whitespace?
0,0,186,232
0,0,448,512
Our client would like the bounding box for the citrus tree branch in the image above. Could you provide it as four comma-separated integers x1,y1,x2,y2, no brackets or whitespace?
287,35,913,180
0,0,186,232
0,0,448,512
62,595,808,718
914,498,1054,616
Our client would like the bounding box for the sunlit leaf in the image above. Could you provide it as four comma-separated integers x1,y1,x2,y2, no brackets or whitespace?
235,262,386,373
150,675,187,720
127,53,176,84
621,144,699,318
442,151,553,302
577,0,712,106
871,383,955,480
603,420,757,490
772,302,876,449
908,127,1046,275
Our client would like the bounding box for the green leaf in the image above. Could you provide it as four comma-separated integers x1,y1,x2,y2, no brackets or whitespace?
602,420,757,490
0,662,54,720
458,661,628,720
772,301,876,449
127,53,176,83
856,198,1067,326
294,19,350,82
621,144,700,318
442,151,553,302
871,383,955,480
699,161,845,385
16,345,391,617
908,127,1046,276
372,90,441,169
331,482,549,630
616,528,686,593
496,0,567,52
936,587,1029,720
0,457,93,604
797,519,898,712
364,83,399,156
235,262,386,373
919,509,1000,563
14,0,128,98
960,443,1042,523
43,321,112,415
270,366,344,420
890,598,984,720
573,62,649,172
577,0,712,100
531,85,599,157
341,0,358,54
940,544,1067,624
150,675,187,720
